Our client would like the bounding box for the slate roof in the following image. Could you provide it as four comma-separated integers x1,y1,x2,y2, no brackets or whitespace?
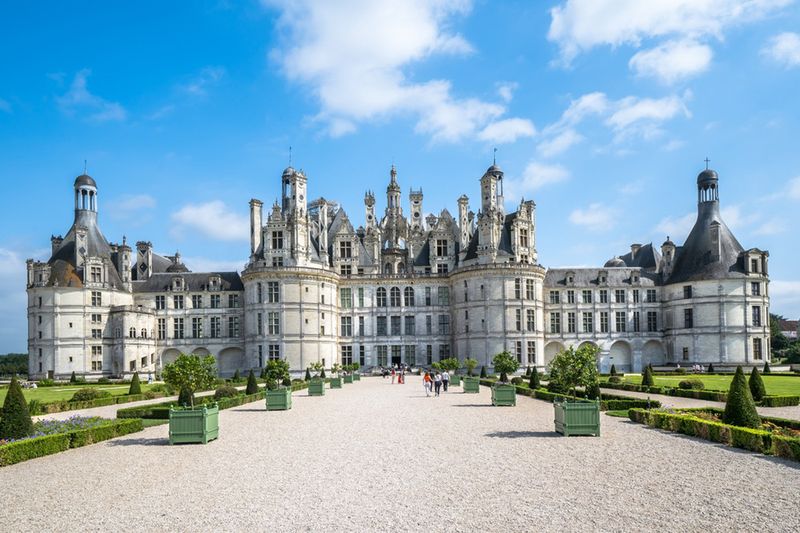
544,267,657,287
132,272,243,293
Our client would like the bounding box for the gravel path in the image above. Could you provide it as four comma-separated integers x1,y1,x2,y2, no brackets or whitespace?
3,376,799,532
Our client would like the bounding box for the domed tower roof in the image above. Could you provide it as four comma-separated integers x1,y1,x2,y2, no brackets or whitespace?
74,174,97,188
604,257,626,268
697,168,718,186
282,166,295,177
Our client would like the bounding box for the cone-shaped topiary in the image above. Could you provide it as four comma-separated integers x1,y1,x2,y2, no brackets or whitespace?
763,361,771,374
128,372,142,395
305,368,312,381
0,376,33,439
178,387,194,407
320,367,326,379
480,365,487,378
529,369,540,389
70,371,77,384
642,365,655,387
722,366,761,428
610,364,617,376
525,366,531,377
260,367,267,380
233,369,240,382
246,369,259,395
749,366,766,402
708,363,714,373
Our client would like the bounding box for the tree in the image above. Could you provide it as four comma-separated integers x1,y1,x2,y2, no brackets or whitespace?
763,361,771,374
642,365,655,387
529,368,540,389
128,372,142,395
246,369,259,395
722,366,760,428
708,363,715,373
749,366,766,402
233,369,241,382
162,354,218,408
525,366,531,377
480,365,487,378
0,376,33,439
770,314,790,353
464,358,478,377
69,371,77,384
266,359,290,386
492,352,519,383
305,367,312,381
547,344,600,397
609,364,617,376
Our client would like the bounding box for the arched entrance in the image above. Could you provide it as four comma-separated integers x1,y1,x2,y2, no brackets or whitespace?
218,347,245,377
544,341,565,366
609,341,632,372
642,340,666,368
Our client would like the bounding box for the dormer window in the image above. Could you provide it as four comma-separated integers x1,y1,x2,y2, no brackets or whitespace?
598,270,608,284
340,241,352,259
208,275,221,290
566,272,575,285
436,239,448,257
519,228,529,248
172,277,184,291
632,272,640,284
272,231,284,250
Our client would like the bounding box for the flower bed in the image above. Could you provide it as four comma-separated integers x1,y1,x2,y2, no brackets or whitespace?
628,408,800,462
0,417,143,467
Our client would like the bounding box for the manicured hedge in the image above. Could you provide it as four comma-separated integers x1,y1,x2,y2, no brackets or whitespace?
21,392,168,416
477,379,660,411
759,395,800,407
601,381,799,407
628,408,800,462
0,418,144,467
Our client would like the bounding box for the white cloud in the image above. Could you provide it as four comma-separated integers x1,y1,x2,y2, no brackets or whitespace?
0,98,10,113
789,176,800,199
654,212,694,240
752,218,786,236
265,0,530,142
180,66,226,96
496,82,518,103
505,162,570,201
663,139,685,151
720,204,759,231
606,94,690,131
629,39,713,83
762,32,800,68
107,194,157,224
477,118,536,144
536,128,583,158
568,203,616,231
770,280,800,318
618,180,645,195
171,201,249,242
56,69,127,122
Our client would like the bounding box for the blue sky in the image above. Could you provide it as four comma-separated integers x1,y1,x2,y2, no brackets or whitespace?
1,0,800,353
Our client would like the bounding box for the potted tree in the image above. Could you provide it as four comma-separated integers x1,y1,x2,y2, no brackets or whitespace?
163,354,219,445
329,363,343,388
462,358,480,393
491,352,519,406
343,364,355,384
549,344,601,437
352,361,361,381
443,357,461,387
308,362,326,396
265,359,293,411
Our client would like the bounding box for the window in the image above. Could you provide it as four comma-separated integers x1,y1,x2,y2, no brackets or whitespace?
615,312,626,332
436,263,448,274
258,345,263,367
405,345,416,366
192,295,203,308
599,290,608,304
751,282,761,296
390,287,401,307
359,345,365,367
425,345,433,365
567,290,575,304
227,294,239,308
267,282,279,303
750,258,759,273
753,338,763,360
92,328,102,339
526,309,535,332
549,291,560,304
90,266,102,283
425,287,432,306
91,345,102,357
228,316,240,337
437,287,450,306
682,347,689,361
155,296,165,310
129,360,136,372
647,311,657,332
173,295,184,310
514,278,522,299
376,316,387,336
438,315,450,334
272,231,283,249
683,285,693,299
257,312,263,335
464,310,469,333
404,316,415,335
404,287,415,306
527,341,536,365
684,309,693,328
615,290,625,303
633,311,640,332
752,306,762,327
340,241,352,258
392,345,402,363
550,312,561,334
341,345,353,365
646,289,657,303
582,312,594,333
600,311,609,333
358,316,365,336
257,282,263,303
192,317,203,338
515,341,523,363
377,287,387,307
268,312,280,335
272,257,283,267
340,264,352,276
435,239,448,257
268,344,280,361
38,297,42,308
157,319,166,340
515,309,522,331
391,316,401,335
174,318,184,339
582,290,592,304
207,294,219,309
633,290,640,304
340,288,352,308
377,346,388,366
91,291,102,307
210,317,221,338
426,315,432,334
141,356,148,368
520,228,529,248
91,361,102,371
567,312,576,333
438,344,451,359
358,288,365,307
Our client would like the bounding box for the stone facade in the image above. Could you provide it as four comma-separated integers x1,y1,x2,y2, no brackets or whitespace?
26,165,770,379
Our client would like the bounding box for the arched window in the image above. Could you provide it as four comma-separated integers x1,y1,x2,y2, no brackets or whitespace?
376,287,387,307
390,287,401,307
129,327,136,338
404,287,415,307
141,328,147,338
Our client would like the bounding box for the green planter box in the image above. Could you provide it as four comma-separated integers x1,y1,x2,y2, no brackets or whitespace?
353,373,361,381
463,376,480,393
450,375,461,386
491,383,517,406
169,404,219,445
554,400,600,437
266,388,292,411
330,377,343,389
343,374,354,384
309,379,326,396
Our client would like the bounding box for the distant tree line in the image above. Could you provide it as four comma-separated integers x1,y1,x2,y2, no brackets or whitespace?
770,314,800,364
0,353,28,376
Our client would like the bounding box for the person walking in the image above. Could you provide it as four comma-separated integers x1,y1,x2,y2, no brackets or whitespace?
434,371,442,396
399,368,405,384
391,367,396,384
423,372,432,397
442,369,450,392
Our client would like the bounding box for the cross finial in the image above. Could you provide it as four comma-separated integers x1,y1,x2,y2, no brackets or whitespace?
289,146,292,166
704,157,710,170
83,160,87,174
493,147,497,165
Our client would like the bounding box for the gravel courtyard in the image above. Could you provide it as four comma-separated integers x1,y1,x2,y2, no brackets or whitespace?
2,376,799,532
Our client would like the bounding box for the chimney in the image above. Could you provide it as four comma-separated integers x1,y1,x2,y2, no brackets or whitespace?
51,235,63,256
630,243,641,260
249,199,263,257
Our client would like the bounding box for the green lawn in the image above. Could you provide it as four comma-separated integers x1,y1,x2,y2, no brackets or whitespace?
0,383,158,404
620,375,800,396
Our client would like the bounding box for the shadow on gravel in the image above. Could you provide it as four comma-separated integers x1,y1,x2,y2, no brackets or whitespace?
485,431,559,439
232,408,268,412
107,437,167,447
451,404,493,408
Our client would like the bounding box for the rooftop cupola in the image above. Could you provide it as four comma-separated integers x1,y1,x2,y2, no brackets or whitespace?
386,165,401,211
74,173,98,226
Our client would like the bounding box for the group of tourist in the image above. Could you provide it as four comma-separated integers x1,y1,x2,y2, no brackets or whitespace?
422,370,450,397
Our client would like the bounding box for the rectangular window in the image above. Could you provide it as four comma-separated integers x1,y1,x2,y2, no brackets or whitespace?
519,228,529,248
376,316,387,336
340,264,352,276
582,312,594,333
633,311,640,333
268,344,280,361
91,291,102,307
426,345,433,365
527,341,536,364
525,279,535,300
377,346,388,366
567,290,575,304
340,288,352,309
192,295,203,308
268,312,280,335
615,312,627,332
358,287,365,307
437,287,450,306
426,315,432,335
435,239,448,257
391,316,401,335
464,310,469,333
228,294,240,308
257,312,263,335
157,318,166,340
405,345,416,366
684,309,693,329
155,295,166,310
582,290,592,304
141,356,148,368
514,278,522,299
438,344,451,359
210,294,220,309
91,345,102,357
272,256,284,267
272,231,283,249
751,282,760,296
341,316,352,336
341,345,353,365
392,345,402,362
129,360,136,372
683,285,693,299
599,290,608,304
526,309,535,332
515,309,522,331
92,328,102,339
682,347,689,361
257,283,263,303
438,315,450,335
228,316,240,337
192,317,203,339
600,311,609,333
647,311,657,332
340,241,352,258
173,318,184,339
425,287,432,306
404,316,415,335
646,289,657,303
90,266,102,283
173,295,184,310
753,338,763,360
752,306,762,327
615,290,625,304
208,316,220,338
633,290,640,304
91,361,102,371
358,316,365,336
515,341,523,363
359,345,365,367
267,282,279,303
390,288,401,307
550,312,561,334
567,312,576,333
258,345,263,367
549,290,560,304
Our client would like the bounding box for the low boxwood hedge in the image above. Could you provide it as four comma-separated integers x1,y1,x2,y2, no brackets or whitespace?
477,379,660,411
759,395,800,407
601,381,798,407
21,392,168,416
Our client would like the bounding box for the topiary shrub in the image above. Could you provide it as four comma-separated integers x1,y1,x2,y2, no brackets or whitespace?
305,367,312,381
707,363,715,373
722,366,761,428
610,364,617,376
511,376,523,385
642,365,655,387
480,365,487,378
98,377,110,384
0,377,33,439
749,366,766,402
69,371,77,384
548,344,599,397
609,375,623,384
524,366,531,377
214,385,239,400
128,372,142,395
246,369,259,395
529,369,540,389
320,367,326,379
674,367,687,374
492,352,519,383
70,388,112,402
265,378,278,391
232,369,241,382
678,379,705,390
763,361,771,374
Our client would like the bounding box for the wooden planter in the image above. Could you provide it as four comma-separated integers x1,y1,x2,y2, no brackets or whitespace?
463,376,480,393
353,373,361,381
343,374,354,384
450,375,461,386
491,383,517,406
265,388,292,411
309,379,325,396
169,403,219,445
329,377,343,389
554,400,601,437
